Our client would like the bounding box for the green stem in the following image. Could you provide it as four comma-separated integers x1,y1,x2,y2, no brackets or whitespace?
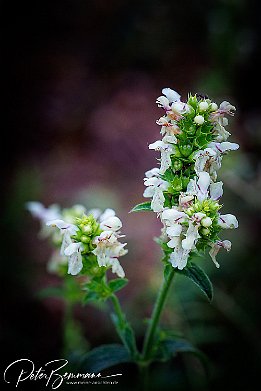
142,268,175,361
110,293,126,327
110,293,138,358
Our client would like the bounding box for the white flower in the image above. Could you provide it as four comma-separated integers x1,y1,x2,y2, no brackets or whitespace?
218,214,238,229
210,101,236,139
193,148,219,179
162,88,181,103
143,176,169,213
187,172,223,201
46,219,83,275
46,218,78,252
219,101,236,116
149,140,173,173
156,117,179,143
27,202,61,223
194,142,239,179
161,208,200,270
64,242,84,275
208,141,239,154
209,240,231,268
92,231,127,278
170,101,189,115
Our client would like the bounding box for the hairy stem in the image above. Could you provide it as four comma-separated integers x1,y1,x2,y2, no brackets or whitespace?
142,268,175,361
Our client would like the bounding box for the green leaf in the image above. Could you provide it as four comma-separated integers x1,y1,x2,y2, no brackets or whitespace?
155,337,209,374
130,202,152,212
108,278,128,293
176,262,213,301
80,344,132,372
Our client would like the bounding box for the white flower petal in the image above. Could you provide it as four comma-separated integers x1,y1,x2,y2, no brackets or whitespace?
99,208,116,222
151,188,165,212
64,242,81,256
67,251,83,275
210,181,223,200
197,172,211,201
182,222,199,250
162,88,181,103
156,96,170,109
166,224,183,237
100,216,122,232
218,214,239,229
145,167,160,178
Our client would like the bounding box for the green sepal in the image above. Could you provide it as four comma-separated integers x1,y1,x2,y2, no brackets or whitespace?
79,344,133,373
176,261,213,301
82,291,101,304
108,278,128,293
130,202,152,212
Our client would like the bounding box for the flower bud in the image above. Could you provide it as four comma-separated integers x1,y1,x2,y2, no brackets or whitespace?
179,144,193,157
199,101,209,112
201,228,210,235
81,235,91,243
194,115,205,125
210,102,218,111
82,224,93,234
201,217,212,227
173,160,183,171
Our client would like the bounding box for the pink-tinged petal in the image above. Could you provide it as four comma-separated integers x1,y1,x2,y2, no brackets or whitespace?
209,240,232,268
218,214,239,229
219,101,236,115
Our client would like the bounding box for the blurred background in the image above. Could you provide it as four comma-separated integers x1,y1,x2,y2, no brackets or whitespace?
2,0,261,390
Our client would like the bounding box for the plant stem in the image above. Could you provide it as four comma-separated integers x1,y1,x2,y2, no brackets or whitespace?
110,293,138,358
142,268,175,361
110,293,126,327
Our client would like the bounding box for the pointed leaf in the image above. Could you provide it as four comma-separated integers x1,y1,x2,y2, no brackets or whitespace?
176,262,213,301
108,278,128,293
155,338,209,375
130,202,152,213
80,344,132,372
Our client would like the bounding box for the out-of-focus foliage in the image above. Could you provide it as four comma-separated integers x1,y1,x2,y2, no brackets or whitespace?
2,0,260,390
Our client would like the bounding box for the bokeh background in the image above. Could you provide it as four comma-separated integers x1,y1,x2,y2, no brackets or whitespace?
2,0,261,390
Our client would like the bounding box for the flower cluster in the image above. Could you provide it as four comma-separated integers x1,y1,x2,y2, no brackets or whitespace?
143,88,239,269
27,202,127,277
